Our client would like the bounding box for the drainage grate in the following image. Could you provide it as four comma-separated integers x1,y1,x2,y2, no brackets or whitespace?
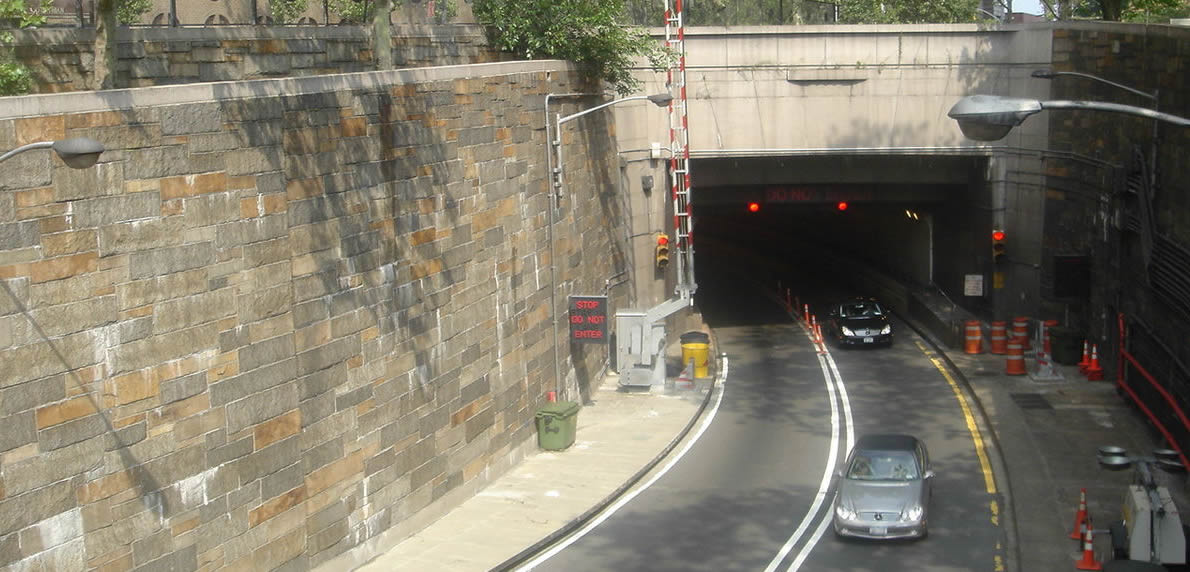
1010,393,1054,410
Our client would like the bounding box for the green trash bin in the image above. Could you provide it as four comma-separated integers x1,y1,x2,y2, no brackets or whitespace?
536,401,580,451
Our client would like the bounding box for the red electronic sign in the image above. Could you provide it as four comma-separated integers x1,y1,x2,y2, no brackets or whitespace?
568,296,608,343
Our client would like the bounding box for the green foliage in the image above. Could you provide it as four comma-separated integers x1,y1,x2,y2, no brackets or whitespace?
270,0,310,24
0,59,32,95
0,0,45,96
836,0,980,23
621,0,837,25
473,0,671,96
117,0,152,25
327,0,458,24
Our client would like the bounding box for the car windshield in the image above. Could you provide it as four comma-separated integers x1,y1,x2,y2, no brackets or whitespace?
846,450,918,481
840,302,884,318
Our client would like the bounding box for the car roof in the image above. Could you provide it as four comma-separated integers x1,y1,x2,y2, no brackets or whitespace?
854,434,920,452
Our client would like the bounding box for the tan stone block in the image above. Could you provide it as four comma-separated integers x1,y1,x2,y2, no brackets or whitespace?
253,410,300,449
346,354,363,369
120,305,153,319
294,320,330,353
409,258,443,279
248,485,306,527
123,179,161,194
360,326,379,342
173,408,224,443
172,514,200,536
15,116,66,146
162,200,183,216
65,111,124,129
36,395,99,428
462,456,485,481
150,392,210,427
208,358,239,383
77,469,136,503
37,216,71,234
226,175,256,191
14,187,54,208
450,398,488,426
17,201,69,220
239,197,260,219
104,369,159,407
261,193,286,215
30,252,98,283
409,228,437,246
305,450,364,496
340,116,367,137
0,263,30,279
41,229,98,257
285,177,324,200
111,412,145,429
92,550,133,572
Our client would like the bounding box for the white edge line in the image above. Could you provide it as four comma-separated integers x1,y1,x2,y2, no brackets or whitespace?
513,355,731,571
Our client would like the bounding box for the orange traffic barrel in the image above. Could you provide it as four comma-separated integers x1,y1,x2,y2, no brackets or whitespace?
1011,316,1031,350
1042,319,1058,354
989,321,1008,354
964,320,983,354
1005,341,1027,375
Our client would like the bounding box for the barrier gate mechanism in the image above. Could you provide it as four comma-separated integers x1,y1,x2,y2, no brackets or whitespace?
615,0,697,388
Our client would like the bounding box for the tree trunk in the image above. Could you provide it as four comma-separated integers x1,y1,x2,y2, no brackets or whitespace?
1100,0,1124,20
92,0,118,89
372,0,392,70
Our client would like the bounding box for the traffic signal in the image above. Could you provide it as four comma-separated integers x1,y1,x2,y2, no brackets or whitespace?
655,233,670,270
992,229,1006,264
836,201,849,212
747,202,760,213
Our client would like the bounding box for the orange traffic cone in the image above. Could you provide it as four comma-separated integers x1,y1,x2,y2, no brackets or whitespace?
1069,488,1088,540
1085,345,1104,381
1077,341,1092,374
1005,341,1027,376
989,321,1008,354
804,304,811,324
964,320,983,354
1075,516,1102,570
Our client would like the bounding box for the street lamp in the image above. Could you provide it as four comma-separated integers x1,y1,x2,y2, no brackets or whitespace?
541,92,673,402
1031,69,1161,189
947,95,1190,142
0,137,105,169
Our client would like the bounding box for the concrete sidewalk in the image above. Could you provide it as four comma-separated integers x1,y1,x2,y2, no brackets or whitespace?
355,368,713,572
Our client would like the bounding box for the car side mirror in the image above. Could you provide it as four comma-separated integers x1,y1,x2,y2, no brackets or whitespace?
924,470,936,479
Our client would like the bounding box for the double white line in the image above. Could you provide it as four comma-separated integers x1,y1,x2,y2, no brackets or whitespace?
763,321,855,572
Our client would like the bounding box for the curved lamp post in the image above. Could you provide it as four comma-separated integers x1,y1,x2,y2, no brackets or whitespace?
541,92,673,401
0,137,105,169
947,95,1190,142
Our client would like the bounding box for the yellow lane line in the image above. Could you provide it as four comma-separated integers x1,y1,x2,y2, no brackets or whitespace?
916,340,997,495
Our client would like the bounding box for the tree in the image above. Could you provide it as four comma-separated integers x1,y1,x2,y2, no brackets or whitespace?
836,0,980,24
473,0,671,96
1040,0,1186,21
0,0,45,95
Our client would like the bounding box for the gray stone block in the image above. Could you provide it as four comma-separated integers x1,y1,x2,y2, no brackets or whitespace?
302,436,344,474
0,479,77,538
161,103,223,135
0,412,35,452
160,371,207,405
238,334,295,373
0,220,39,249
74,192,161,228
260,462,302,501
225,384,298,434
235,436,299,484
38,413,107,452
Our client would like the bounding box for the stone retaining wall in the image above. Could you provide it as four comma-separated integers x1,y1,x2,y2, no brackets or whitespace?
8,24,504,93
0,60,629,571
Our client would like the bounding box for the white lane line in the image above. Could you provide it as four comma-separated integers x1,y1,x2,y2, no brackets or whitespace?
763,326,854,572
785,355,857,571
513,355,731,571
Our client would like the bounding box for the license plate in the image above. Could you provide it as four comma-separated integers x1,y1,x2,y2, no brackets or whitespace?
863,337,874,343
868,526,887,535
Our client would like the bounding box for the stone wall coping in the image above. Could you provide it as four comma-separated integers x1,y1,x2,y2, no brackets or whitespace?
649,21,1190,39
0,60,571,119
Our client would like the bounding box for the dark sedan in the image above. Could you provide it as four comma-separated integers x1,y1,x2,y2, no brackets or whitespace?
833,434,934,540
824,298,892,347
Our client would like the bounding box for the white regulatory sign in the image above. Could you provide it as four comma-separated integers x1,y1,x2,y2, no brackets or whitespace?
964,274,984,296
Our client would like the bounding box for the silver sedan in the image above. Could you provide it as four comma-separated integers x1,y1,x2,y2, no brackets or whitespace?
832,434,934,540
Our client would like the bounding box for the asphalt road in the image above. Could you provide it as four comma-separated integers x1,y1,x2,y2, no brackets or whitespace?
528,256,1008,571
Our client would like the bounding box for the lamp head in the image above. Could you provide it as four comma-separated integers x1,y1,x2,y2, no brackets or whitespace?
947,95,1044,141
52,137,105,169
646,93,674,107
1030,69,1057,79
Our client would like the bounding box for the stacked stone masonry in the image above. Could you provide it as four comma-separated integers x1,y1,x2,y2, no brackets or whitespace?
9,25,506,93
0,61,627,571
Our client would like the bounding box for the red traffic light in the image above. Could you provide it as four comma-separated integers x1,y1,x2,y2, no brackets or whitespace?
836,201,849,211
747,202,760,213
992,230,1006,241
657,234,669,246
